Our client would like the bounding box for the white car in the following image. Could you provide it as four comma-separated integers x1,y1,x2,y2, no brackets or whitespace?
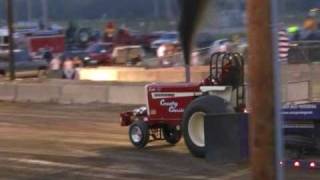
151,32,179,50
208,38,248,62
209,39,232,55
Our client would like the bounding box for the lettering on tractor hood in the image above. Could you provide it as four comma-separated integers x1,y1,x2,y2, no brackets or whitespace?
160,99,184,113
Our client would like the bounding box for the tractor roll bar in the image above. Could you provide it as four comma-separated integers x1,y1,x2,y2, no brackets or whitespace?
209,52,246,109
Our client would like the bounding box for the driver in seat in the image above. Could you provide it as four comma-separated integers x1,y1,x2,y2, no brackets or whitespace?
219,59,241,89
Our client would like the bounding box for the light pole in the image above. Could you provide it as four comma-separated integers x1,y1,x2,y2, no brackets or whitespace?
27,0,32,21
5,0,15,80
165,0,173,20
152,0,159,18
41,0,48,29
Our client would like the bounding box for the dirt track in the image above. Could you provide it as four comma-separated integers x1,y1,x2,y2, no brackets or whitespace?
0,102,319,180
0,102,250,180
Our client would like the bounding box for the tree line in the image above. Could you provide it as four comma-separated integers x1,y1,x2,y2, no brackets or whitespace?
0,0,318,23
0,0,180,22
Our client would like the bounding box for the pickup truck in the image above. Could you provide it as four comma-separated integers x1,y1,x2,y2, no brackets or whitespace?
0,49,48,78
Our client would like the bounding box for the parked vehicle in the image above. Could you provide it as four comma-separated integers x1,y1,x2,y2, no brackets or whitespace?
112,45,145,66
208,39,232,55
0,25,65,58
0,49,48,78
82,42,113,66
27,34,65,57
139,31,167,50
63,46,87,60
65,21,100,48
151,32,179,50
195,32,216,49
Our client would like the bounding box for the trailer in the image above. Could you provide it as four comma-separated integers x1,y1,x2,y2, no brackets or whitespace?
0,27,65,58
282,102,320,169
28,34,65,55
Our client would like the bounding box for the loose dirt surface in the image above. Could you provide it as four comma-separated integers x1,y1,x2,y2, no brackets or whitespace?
0,102,319,180
0,102,248,180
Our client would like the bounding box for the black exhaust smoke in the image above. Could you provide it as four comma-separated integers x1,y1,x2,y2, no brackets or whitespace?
178,0,209,66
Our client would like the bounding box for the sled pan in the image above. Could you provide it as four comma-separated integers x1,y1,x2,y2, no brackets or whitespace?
204,113,249,164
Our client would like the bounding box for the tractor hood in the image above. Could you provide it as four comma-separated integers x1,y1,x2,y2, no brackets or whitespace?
145,83,201,121
146,82,200,93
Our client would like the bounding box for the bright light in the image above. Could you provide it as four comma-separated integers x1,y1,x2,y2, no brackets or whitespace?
219,45,227,52
79,68,118,81
280,161,283,166
310,162,316,168
294,161,300,167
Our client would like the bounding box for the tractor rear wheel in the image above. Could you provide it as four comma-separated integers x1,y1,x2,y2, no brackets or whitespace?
129,120,149,149
182,95,234,158
163,126,182,145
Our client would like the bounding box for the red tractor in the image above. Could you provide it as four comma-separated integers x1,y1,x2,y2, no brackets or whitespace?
120,52,245,157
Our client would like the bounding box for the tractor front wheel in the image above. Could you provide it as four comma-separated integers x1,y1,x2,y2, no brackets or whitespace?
163,126,182,145
129,120,149,149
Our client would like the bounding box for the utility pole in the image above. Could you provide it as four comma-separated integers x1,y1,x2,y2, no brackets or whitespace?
41,0,48,29
152,0,160,18
27,0,32,21
5,0,16,80
247,0,283,179
164,0,173,20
